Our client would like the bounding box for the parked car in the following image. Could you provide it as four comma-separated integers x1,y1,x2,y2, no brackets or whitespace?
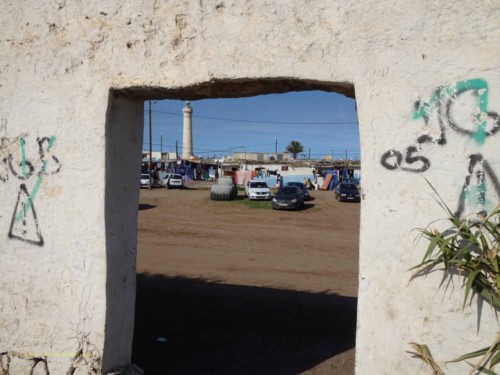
140,174,150,188
158,172,171,188
166,174,184,189
245,181,272,200
272,186,304,210
285,181,311,200
335,183,361,202
210,176,238,200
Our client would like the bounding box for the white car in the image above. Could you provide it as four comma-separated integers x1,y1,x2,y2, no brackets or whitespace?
245,181,272,200
140,174,150,188
166,174,184,189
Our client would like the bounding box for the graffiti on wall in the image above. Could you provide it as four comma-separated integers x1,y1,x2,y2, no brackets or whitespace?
455,154,500,218
0,333,102,374
380,79,500,218
1,133,61,246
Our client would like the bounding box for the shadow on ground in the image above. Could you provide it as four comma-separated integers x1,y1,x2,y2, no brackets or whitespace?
138,204,156,211
132,273,357,375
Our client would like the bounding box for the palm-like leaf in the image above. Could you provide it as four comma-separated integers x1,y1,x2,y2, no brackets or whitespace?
285,140,304,159
408,180,500,374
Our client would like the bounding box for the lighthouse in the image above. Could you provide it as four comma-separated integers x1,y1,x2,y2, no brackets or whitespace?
182,101,193,159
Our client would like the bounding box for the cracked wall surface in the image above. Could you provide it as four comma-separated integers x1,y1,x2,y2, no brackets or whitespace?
0,336,101,375
0,1,499,374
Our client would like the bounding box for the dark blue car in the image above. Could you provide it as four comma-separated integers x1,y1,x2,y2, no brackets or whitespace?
285,181,311,200
272,186,305,210
334,183,360,202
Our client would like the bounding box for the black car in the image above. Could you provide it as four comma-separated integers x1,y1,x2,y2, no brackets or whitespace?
272,186,305,210
285,182,311,200
334,183,361,202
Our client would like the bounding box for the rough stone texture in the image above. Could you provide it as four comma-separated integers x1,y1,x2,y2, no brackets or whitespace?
0,1,499,374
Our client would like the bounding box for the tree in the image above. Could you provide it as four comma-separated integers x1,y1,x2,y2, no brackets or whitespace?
285,140,304,159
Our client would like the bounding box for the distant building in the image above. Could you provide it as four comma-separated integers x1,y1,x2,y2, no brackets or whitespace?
231,152,290,162
142,151,175,161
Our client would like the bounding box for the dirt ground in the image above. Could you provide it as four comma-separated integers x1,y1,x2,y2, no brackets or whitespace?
133,182,360,374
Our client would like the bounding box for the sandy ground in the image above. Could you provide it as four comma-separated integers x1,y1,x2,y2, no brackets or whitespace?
133,182,360,374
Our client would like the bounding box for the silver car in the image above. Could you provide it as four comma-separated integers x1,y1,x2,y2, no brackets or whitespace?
140,174,150,188
167,174,184,189
245,181,272,200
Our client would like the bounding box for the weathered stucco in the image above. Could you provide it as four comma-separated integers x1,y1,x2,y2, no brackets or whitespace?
0,1,499,373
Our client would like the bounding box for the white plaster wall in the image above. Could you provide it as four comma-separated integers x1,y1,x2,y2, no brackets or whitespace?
0,1,499,373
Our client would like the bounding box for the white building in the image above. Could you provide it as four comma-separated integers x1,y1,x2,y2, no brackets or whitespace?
141,151,176,161
231,152,290,161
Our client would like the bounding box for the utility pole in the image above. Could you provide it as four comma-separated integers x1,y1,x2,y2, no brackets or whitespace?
148,100,153,190
345,149,348,161
308,147,310,160
160,132,163,158
176,140,178,160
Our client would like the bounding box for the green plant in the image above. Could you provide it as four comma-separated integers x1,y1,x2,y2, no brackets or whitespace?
407,342,446,375
411,186,500,309
408,337,500,375
409,180,500,374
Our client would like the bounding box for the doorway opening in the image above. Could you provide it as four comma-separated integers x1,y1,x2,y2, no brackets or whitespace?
108,78,360,374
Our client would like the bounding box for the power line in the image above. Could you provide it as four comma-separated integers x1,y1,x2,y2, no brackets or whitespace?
142,144,359,159
194,142,275,148
142,142,246,153
147,109,358,126
143,141,359,152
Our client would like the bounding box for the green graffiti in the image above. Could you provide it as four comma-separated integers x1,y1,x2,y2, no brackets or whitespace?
413,78,489,144
15,136,56,223
20,137,27,178
462,181,487,213
477,181,486,206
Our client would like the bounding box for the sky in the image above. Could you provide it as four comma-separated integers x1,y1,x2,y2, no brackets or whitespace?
143,90,360,160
